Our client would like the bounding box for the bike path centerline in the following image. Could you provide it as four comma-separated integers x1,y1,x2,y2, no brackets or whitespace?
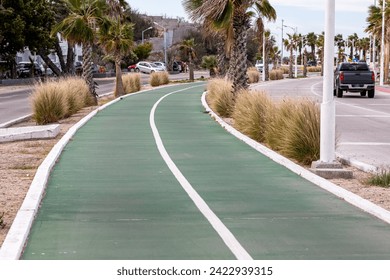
150,86,252,260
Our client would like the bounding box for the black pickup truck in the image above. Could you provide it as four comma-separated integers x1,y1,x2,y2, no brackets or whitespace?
334,62,375,98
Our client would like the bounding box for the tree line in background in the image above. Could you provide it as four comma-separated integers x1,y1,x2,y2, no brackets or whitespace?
0,0,389,98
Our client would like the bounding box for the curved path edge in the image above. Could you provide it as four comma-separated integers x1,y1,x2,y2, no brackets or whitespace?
0,88,149,260
201,92,390,226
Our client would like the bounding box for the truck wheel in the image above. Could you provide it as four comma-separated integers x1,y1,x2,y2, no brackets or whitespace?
336,87,343,98
333,88,336,96
360,91,367,97
368,89,375,98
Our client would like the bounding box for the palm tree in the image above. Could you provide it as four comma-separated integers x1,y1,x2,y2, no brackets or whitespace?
334,33,345,63
99,0,134,97
347,33,359,60
99,19,133,97
305,32,317,62
316,32,324,76
201,55,217,77
264,30,277,80
180,38,196,81
183,0,276,94
52,0,107,104
284,33,299,78
366,1,390,82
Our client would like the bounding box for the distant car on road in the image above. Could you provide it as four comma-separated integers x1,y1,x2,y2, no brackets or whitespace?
135,61,165,74
307,60,317,67
334,62,375,98
153,62,166,71
16,61,42,78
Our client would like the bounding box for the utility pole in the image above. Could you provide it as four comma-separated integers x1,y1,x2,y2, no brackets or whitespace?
281,19,284,65
379,0,386,86
320,0,336,163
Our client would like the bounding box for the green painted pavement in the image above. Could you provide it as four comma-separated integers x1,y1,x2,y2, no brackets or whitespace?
23,83,390,259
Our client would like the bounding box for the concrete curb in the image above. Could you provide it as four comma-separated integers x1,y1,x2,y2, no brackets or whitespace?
0,88,148,260
0,124,60,143
0,114,32,128
201,92,390,226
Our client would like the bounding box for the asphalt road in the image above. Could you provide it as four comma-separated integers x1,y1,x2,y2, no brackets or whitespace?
252,76,390,169
0,71,208,126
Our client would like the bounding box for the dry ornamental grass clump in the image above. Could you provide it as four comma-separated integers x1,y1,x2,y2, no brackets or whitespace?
267,98,320,165
269,69,284,80
247,67,260,83
123,73,141,93
150,72,169,87
206,78,235,118
232,89,274,143
31,77,91,125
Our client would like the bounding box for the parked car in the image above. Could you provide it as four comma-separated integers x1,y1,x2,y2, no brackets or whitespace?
153,62,166,71
307,60,317,67
16,61,43,78
334,62,375,98
255,60,263,73
135,61,165,74
127,64,137,72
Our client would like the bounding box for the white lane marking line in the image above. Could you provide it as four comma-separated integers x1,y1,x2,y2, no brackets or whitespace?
150,86,252,260
339,142,390,146
311,82,390,117
336,115,390,118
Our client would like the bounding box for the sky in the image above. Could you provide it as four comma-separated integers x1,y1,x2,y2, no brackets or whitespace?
126,0,376,47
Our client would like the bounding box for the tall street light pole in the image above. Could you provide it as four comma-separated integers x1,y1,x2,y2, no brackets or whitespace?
312,0,352,178
142,27,153,44
320,0,336,163
373,0,377,75
379,0,386,86
153,22,167,66
281,19,284,65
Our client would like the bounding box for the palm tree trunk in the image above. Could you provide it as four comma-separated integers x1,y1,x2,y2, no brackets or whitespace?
289,48,293,78
229,11,250,94
115,56,125,97
189,56,194,81
82,42,97,105
216,34,228,77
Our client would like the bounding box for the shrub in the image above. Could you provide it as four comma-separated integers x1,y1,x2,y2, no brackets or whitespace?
273,99,320,165
264,98,296,150
269,69,284,80
62,77,89,116
158,71,169,85
31,77,91,125
367,169,390,188
31,83,66,125
123,73,141,93
150,71,169,87
247,67,259,83
206,78,235,118
307,66,322,72
232,90,274,143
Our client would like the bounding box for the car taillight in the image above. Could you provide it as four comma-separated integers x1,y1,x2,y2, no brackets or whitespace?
371,72,375,81
340,71,344,82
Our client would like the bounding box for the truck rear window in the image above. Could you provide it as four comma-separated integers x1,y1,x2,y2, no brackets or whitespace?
339,63,369,71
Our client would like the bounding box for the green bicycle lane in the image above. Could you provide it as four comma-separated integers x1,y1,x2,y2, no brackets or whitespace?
22,83,390,259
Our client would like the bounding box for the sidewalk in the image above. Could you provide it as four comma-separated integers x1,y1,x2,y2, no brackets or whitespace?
9,83,390,259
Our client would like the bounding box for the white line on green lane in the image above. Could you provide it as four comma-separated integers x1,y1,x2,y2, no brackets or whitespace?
149,84,253,260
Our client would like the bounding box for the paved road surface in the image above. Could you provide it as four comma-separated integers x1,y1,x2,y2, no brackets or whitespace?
252,77,390,169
